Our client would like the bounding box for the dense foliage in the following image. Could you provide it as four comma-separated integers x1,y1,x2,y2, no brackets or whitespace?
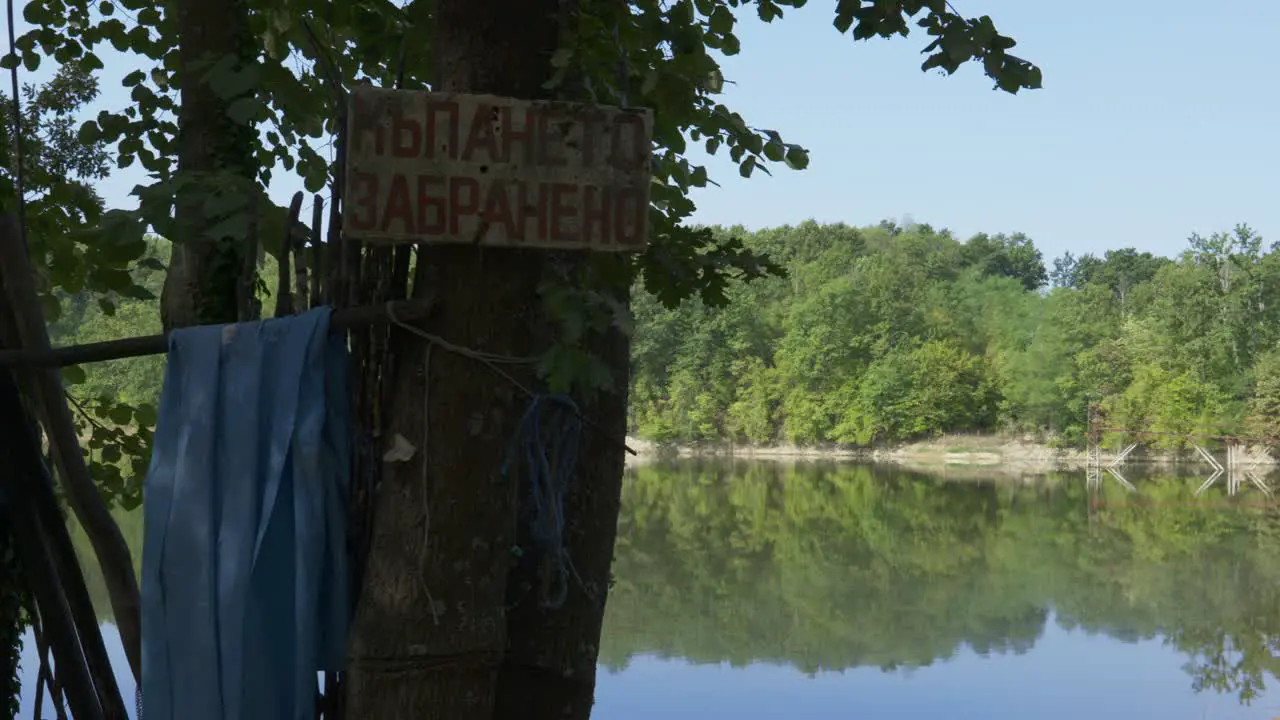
603,461,1280,705
42,218,1280,455
0,63,163,514
630,221,1280,449
0,63,158,711
6,0,1042,398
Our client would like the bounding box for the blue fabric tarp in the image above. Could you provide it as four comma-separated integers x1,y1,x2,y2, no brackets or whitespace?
140,307,352,720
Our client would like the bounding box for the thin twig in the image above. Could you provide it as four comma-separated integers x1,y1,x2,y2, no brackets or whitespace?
64,392,109,435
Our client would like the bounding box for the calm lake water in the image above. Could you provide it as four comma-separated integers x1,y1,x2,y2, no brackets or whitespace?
19,460,1280,718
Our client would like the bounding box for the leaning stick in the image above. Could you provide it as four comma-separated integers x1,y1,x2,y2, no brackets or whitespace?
0,212,143,683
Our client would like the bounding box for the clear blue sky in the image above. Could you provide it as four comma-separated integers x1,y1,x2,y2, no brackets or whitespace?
20,0,1280,265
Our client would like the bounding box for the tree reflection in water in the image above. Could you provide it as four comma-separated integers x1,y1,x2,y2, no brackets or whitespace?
59,460,1280,707
599,460,1280,706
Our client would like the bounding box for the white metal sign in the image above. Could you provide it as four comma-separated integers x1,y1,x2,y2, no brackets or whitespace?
344,86,653,251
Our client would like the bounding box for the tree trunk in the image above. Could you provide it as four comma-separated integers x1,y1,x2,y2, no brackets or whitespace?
162,0,256,330
342,1,563,718
494,294,631,720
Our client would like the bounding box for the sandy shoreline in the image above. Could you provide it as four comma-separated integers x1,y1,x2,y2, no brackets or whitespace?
623,435,1279,471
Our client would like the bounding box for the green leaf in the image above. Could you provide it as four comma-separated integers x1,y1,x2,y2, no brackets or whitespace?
550,47,573,68
135,403,158,427
226,97,263,124
708,6,734,34
303,161,328,193
78,120,102,143
705,69,724,94
764,138,785,162
62,364,87,386
22,1,49,24
784,146,810,170
641,70,659,97
108,405,133,425
202,211,253,241
39,293,61,322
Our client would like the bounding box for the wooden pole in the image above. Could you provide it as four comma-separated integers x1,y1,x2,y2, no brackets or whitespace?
0,298,434,369
0,212,145,683
0,368,129,719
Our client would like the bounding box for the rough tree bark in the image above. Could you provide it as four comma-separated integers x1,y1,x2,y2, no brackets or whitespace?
495,301,631,720
161,0,257,330
342,0,565,717
493,3,636,712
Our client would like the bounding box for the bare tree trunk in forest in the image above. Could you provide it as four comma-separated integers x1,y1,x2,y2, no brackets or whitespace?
162,0,257,330
342,0,565,717
495,304,631,720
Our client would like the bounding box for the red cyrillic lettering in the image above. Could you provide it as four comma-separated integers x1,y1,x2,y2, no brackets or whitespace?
609,113,649,171
449,176,481,235
500,106,537,165
613,187,646,248
578,111,606,167
425,100,460,160
514,181,549,242
581,185,612,245
483,179,517,241
548,183,577,244
390,111,422,158
462,104,500,162
380,174,414,232
416,175,447,235
537,110,567,167
347,171,380,231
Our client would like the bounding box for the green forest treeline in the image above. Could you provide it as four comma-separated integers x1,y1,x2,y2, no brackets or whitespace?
48,220,1280,452
630,221,1280,449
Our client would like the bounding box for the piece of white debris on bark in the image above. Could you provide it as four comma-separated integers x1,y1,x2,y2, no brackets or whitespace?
382,433,417,462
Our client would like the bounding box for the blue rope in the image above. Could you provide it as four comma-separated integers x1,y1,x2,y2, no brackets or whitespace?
501,393,582,610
